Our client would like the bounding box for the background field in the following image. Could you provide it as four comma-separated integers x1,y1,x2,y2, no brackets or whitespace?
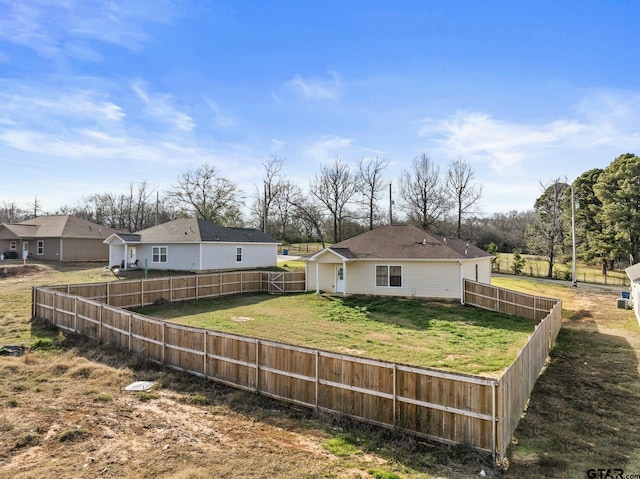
1,262,639,478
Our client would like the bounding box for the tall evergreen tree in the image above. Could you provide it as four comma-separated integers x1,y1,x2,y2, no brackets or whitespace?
594,153,640,265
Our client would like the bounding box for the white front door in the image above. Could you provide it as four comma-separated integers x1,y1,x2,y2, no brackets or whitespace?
22,242,29,259
335,266,345,293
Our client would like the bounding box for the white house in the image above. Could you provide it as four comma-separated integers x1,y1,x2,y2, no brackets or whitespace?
305,225,493,301
104,218,278,272
625,263,640,326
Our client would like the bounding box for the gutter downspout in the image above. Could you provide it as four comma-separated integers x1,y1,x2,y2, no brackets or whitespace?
459,260,464,305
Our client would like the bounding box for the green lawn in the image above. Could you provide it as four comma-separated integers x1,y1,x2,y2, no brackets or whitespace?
134,292,536,376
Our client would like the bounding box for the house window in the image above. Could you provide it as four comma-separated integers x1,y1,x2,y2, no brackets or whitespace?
152,246,168,263
236,247,242,262
10,241,16,251
376,265,402,287
37,241,44,255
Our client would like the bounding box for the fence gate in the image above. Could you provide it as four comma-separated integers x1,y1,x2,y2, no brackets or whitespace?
268,272,284,293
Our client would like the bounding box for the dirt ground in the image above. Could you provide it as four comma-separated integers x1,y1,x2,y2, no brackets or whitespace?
1,263,639,478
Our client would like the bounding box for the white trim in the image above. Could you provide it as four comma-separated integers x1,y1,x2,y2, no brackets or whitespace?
375,264,403,288
152,245,168,263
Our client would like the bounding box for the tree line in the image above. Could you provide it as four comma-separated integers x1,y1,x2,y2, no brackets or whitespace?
5,152,639,278
1,155,488,244
526,152,640,278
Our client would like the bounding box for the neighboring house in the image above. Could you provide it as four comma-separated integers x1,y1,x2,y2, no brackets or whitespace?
104,218,279,272
0,215,116,262
305,224,493,301
625,263,640,326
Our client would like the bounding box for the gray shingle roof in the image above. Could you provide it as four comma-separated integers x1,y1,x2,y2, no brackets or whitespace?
325,225,491,260
1,215,115,239
130,218,278,244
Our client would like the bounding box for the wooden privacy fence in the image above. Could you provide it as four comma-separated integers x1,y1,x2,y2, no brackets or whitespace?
463,279,563,459
32,276,562,461
43,270,306,309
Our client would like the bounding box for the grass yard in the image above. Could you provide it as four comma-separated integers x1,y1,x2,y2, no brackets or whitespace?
134,293,536,376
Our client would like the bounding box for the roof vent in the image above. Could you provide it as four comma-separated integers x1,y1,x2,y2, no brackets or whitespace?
443,237,447,243
422,238,426,245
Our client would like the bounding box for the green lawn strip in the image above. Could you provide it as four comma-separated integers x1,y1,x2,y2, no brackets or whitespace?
134,292,535,375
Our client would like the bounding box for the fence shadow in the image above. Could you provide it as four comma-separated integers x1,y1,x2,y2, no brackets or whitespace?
506,323,640,477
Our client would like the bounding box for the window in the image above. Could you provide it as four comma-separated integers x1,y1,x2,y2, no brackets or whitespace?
236,247,242,262
10,241,16,251
152,246,168,263
37,241,44,255
376,265,402,287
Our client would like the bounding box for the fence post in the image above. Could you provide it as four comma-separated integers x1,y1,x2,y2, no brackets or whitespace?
170,277,174,302
196,275,199,300
162,322,166,365
53,292,58,327
393,364,397,427
203,330,208,378
492,380,498,462
315,350,319,413
99,303,103,342
255,339,260,393
128,313,132,351
141,279,144,307
106,282,110,305
31,287,36,320
74,296,78,332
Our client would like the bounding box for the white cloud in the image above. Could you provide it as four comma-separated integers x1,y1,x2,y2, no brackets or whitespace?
417,90,640,174
132,82,195,132
0,0,171,63
305,135,354,163
418,111,589,172
0,89,125,124
204,98,238,128
283,72,343,101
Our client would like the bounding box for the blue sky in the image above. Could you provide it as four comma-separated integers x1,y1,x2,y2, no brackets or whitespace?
1,0,639,217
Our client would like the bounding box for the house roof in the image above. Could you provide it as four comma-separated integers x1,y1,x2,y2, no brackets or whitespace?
113,218,278,244
311,225,492,261
0,215,115,239
626,262,640,282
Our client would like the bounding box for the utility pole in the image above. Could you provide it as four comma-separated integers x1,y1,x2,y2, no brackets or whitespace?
389,182,393,225
571,183,577,287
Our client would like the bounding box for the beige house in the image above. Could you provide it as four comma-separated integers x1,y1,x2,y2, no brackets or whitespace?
0,215,116,262
305,225,493,301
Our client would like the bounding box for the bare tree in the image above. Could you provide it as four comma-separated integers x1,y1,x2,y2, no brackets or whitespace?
526,177,568,278
310,158,358,243
0,202,25,223
445,158,483,238
357,156,389,230
168,163,244,226
251,157,283,235
287,188,327,247
399,154,448,229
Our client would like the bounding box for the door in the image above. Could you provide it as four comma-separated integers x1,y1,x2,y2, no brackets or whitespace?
22,242,29,259
335,266,345,293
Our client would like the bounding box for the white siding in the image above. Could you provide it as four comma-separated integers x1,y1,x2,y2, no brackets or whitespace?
344,261,462,299
136,244,200,271
200,243,277,270
461,258,492,284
